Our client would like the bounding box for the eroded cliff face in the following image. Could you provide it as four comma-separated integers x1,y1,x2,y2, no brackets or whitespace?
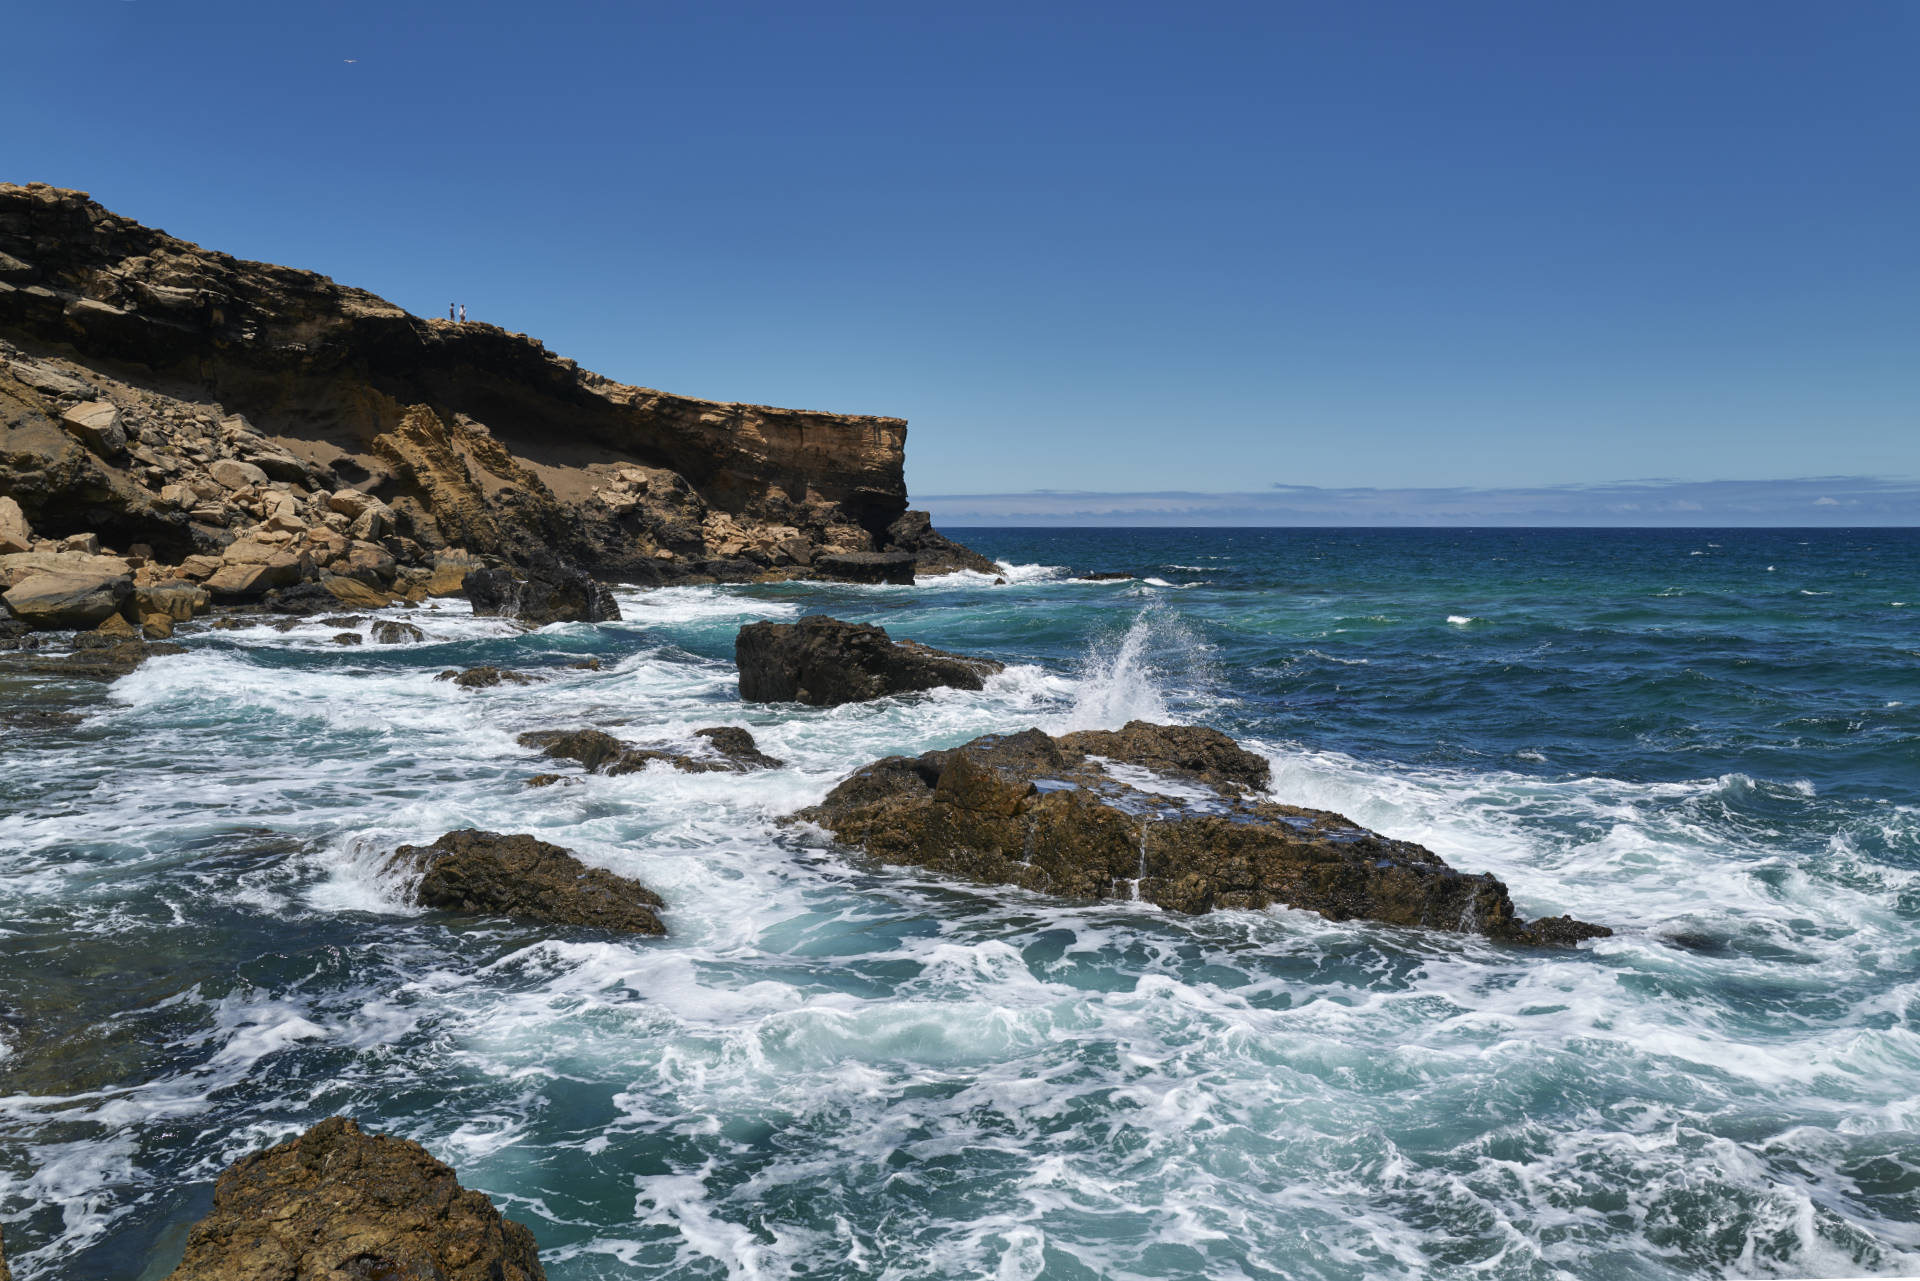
0,182,992,589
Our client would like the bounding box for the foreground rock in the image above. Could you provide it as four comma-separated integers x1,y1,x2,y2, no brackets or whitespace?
388,829,665,935
1,569,130,628
736,614,1005,706
518,725,783,775
794,722,1610,947
165,1115,545,1280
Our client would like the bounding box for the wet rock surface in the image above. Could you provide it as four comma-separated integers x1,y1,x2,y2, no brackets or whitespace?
388,829,666,935
736,614,1005,706
795,722,1610,947
437,664,538,688
464,559,621,624
517,725,784,776
164,1115,546,1280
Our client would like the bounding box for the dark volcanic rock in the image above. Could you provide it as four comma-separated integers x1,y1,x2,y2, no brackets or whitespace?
517,725,782,775
0,636,184,679
736,614,1004,706
464,560,621,625
812,550,917,585
884,509,998,575
437,665,538,688
794,722,1609,948
372,619,425,644
388,829,665,935
164,1115,546,1280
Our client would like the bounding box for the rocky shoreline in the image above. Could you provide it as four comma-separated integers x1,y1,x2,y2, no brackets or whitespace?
1,187,1612,1272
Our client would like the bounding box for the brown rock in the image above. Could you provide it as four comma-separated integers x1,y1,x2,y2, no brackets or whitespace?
0,495,30,555
164,1115,546,1280
60,399,126,456
1,569,132,629
388,829,665,934
372,619,425,644
437,665,537,688
517,725,781,775
795,722,1610,948
208,457,267,490
322,573,396,608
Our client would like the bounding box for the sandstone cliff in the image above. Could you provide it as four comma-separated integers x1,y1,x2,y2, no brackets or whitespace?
0,181,992,600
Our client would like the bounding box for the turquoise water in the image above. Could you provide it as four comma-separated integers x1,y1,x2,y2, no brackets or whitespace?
1,527,1916,1278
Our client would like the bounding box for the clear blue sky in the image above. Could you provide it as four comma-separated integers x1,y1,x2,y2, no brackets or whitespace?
6,1,1916,502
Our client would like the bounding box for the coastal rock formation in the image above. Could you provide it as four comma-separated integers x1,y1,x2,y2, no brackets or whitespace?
165,1115,545,1280
437,664,538,688
794,722,1610,946
517,724,783,775
0,182,988,609
736,614,1005,706
464,556,620,624
388,829,666,935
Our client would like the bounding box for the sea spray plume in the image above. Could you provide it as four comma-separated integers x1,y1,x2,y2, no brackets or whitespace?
1061,603,1216,732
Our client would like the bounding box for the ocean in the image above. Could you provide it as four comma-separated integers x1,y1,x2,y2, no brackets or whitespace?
1,526,1916,1279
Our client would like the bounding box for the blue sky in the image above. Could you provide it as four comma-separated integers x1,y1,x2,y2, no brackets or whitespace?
6,1,1916,519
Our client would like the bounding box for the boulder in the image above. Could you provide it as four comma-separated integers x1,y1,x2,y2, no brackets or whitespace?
60,399,126,456
694,725,784,770
793,722,1611,948
0,496,31,555
1,570,132,629
736,614,1004,706
388,829,665,935
372,619,425,644
205,551,307,599
322,573,396,608
134,583,210,622
812,549,917,585
437,665,537,688
208,458,268,491
163,1115,546,1280
464,560,620,625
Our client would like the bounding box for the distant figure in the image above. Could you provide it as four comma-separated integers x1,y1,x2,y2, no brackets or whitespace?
448,302,455,322
459,302,466,323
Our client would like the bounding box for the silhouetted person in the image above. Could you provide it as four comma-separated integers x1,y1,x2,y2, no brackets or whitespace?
459,302,466,323
448,302,455,322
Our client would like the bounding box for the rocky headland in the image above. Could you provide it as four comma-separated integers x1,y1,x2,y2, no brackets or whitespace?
0,181,994,638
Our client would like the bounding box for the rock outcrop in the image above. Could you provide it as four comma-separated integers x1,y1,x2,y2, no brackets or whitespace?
736,614,1005,706
517,725,784,776
165,1115,546,1280
388,829,666,935
463,556,621,624
0,183,988,614
794,722,1610,947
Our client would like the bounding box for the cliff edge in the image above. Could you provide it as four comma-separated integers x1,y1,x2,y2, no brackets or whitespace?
0,182,992,594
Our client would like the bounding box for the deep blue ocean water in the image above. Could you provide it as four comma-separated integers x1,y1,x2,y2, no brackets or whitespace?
1,527,1916,1279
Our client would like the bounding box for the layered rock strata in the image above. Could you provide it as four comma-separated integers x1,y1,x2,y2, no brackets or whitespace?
387,829,666,935
737,614,1005,706
795,722,1610,946
165,1116,546,1280
0,182,989,630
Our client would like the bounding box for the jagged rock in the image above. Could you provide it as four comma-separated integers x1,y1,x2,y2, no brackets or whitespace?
208,457,267,491
812,550,917,585
736,614,1004,706
437,665,537,688
60,400,125,457
0,495,30,554
464,560,620,625
1,569,131,629
205,552,306,599
794,723,1610,948
885,509,999,575
134,582,209,621
518,725,781,775
388,829,665,935
334,631,362,645
372,619,425,644
164,1115,547,1280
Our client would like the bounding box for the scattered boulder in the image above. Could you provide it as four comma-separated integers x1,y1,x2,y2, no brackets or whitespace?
208,457,268,491
388,828,665,935
437,665,538,688
333,631,361,645
812,549,917,585
135,582,209,622
59,400,126,457
0,496,30,555
321,573,397,608
1,569,132,629
736,614,1003,706
464,559,621,625
518,725,782,775
372,619,425,644
163,1115,547,1280
793,722,1610,948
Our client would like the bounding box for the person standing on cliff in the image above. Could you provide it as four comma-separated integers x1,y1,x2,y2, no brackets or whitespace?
448,302,455,322
459,302,466,323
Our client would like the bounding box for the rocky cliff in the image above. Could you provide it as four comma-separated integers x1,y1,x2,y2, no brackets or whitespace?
0,182,992,600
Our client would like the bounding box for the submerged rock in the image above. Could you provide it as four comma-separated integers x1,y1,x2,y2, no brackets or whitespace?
794,722,1609,947
164,1115,546,1280
517,724,783,775
438,665,538,688
736,614,1004,706
388,829,665,935
372,619,425,644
